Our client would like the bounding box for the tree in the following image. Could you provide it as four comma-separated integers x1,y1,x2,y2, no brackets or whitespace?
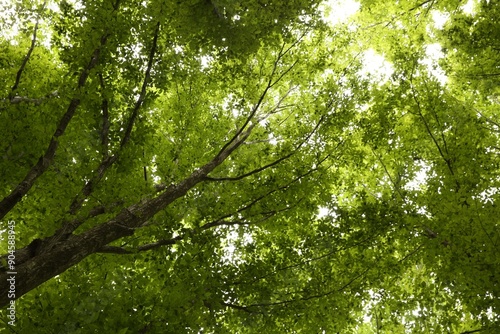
0,0,498,332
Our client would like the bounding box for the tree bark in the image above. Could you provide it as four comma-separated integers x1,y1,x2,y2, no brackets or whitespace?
0,126,251,308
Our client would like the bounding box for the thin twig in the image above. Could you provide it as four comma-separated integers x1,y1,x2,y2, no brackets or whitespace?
205,116,324,182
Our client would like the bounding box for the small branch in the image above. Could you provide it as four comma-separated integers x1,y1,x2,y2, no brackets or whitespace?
97,206,279,256
259,85,298,120
10,1,47,96
398,242,425,263
269,59,299,88
243,138,278,145
279,29,309,59
215,39,302,159
200,212,275,230
68,156,118,215
422,78,451,159
408,0,434,12
232,233,375,286
204,151,293,182
460,329,488,334
208,0,224,19
120,22,160,148
204,116,324,182
137,236,182,251
68,23,160,215
237,267,371,310
476,109,500,130
96,245,133,254
222,154,329,218
2,90,59,106
200,219,254,229
58,201,124,236
303,267,371,300
216,86,270,159
97,235,183,254
363,0,435,29
245,153,331,209
222,302,254,313
371,149,406,201
98,73,110,157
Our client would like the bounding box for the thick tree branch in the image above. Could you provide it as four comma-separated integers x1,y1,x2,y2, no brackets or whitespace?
0,31,326,306
0,201,122,266
68,23,161,216
0,33,110,221
10,1,47,97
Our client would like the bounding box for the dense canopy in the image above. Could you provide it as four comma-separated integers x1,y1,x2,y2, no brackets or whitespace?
0,0,499,332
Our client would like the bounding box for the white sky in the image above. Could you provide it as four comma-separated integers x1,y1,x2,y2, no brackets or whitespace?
359,49,395,84
321,0,360,26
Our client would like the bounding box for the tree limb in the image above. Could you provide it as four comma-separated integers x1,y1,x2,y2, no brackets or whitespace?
460,329,488,334
222,302,254,313
0,33,110,221
68,22,161,216
231,267,371,311
1,90,59,107
120,22,160,148
231,233,375,286
204,116,324,182
10,1,47,97
410,84,457,181
98,73,110,158
215,41,300,159
97,236,182,254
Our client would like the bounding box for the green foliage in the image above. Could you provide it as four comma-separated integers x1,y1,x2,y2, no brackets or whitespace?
0,0,498,333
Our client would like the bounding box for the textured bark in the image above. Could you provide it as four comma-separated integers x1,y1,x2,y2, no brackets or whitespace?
0,126,251,307
0,35,109,221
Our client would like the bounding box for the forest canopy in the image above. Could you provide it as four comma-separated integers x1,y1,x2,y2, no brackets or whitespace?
0,0,499,332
